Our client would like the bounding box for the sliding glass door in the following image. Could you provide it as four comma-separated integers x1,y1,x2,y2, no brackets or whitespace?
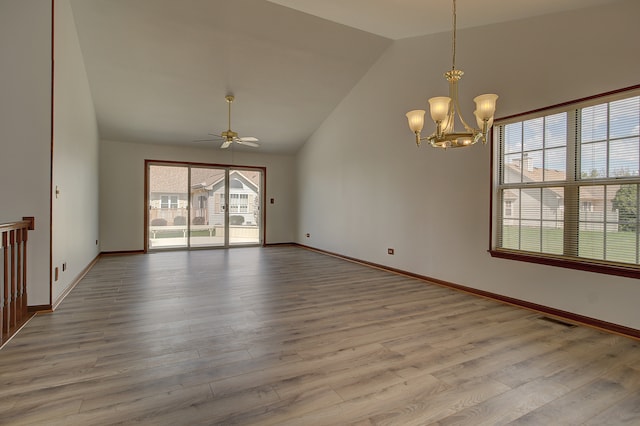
148,165,189,250
228,169,261,246
190,167,226,248
147,162,263,251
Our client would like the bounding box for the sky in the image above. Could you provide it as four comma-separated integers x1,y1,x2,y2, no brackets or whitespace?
502,95,640,180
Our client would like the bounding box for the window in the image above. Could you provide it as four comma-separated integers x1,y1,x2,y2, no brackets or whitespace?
492,87,640,276
216,193,224,213
504,200,513,216
146,162,265,250
580,201,594,212
229,193,249,213
160,195,179,209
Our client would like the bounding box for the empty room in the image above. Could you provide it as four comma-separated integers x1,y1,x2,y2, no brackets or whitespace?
1,0,640,424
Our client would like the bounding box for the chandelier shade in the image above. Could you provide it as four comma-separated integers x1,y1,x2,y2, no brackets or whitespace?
474,94,499,121
428,97,451,123
406,110,425,132
406,0,497,149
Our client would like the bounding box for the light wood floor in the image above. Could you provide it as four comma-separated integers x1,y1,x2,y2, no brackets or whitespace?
1,246,640,425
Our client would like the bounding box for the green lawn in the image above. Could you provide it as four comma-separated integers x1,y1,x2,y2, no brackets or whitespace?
501,225,638,264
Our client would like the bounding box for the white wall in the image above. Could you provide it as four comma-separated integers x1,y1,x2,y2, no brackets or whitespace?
0,0,52,306
100,140,296,251
297,0,640,329
51,0,100,304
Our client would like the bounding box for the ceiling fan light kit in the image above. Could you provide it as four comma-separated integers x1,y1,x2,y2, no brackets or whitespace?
406,0,498,149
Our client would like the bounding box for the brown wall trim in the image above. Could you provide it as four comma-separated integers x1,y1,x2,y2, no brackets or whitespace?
51,253,100,310
50,0,55,311
264,242,296,247
295,243,640,341
0,313,37,350
28,305,53,313
262,168,267,246
144,160,149,252
495,84,640,123
101,250,145,256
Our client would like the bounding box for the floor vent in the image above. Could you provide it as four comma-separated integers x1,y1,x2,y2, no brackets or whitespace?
538,316,577,328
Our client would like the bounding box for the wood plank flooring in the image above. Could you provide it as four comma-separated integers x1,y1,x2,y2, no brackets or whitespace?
1,246,639,425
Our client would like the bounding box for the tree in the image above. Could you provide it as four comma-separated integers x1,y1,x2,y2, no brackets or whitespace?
581,168,601,178
253,195,260,227
612,185,638,231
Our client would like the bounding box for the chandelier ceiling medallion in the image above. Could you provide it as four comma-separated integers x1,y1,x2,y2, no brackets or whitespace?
406,0,498,149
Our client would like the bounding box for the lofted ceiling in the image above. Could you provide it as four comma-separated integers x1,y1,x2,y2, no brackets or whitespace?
69,0,623,154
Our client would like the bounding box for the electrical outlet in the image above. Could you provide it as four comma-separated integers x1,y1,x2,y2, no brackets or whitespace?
62,262,67,272
388,248,395,255
306,233,310,238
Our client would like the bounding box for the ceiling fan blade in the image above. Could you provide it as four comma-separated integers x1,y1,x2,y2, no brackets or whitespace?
193,133,223,142
207,96,260,149
235,139,260,148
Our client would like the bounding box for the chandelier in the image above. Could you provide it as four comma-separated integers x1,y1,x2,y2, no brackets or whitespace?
406,0,498,149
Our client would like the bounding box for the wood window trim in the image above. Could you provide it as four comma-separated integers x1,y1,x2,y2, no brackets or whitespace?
144,160,267,252
489,84,640,279
489,248,640,279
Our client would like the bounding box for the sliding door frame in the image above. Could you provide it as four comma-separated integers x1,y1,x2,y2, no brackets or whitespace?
144,159,266,252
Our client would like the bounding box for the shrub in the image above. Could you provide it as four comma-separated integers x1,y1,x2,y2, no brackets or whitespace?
229,215,245,225
173,216,186,226
192,216,206,225
151,218,167,226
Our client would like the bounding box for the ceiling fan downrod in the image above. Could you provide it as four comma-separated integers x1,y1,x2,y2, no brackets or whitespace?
222,95,237,140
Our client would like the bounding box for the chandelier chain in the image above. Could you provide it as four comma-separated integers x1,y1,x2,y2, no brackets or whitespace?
451,0,457,70
404,0,497,149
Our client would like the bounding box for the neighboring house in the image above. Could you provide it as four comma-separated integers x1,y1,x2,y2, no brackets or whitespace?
503,157,619,231
149,167,260,227
208,171,260,226
149,167,190,225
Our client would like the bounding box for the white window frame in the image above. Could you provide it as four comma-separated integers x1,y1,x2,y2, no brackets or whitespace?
491,85,640,278
160,195,179,209
504,200,513,216
580,201,594,212
229,193,249,213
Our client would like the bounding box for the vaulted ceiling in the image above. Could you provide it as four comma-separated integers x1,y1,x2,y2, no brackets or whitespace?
69,0,622,154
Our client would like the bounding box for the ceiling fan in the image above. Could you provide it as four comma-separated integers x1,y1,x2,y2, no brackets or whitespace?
195,95,259,149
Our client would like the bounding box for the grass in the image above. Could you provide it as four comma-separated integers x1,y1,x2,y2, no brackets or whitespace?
501,225,638,264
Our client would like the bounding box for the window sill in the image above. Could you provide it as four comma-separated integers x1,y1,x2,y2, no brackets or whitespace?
489,249,640,279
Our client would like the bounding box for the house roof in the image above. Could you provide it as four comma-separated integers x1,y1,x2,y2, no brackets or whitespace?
506,162,566,183
150,166,259,194
505,162,620,201
207,170,260,193
149,166,190,193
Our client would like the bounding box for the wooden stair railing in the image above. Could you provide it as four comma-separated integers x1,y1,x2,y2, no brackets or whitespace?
0,217,34,347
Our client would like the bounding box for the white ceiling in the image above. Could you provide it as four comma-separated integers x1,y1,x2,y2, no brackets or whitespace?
265,0,622,40
69,0,623,154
